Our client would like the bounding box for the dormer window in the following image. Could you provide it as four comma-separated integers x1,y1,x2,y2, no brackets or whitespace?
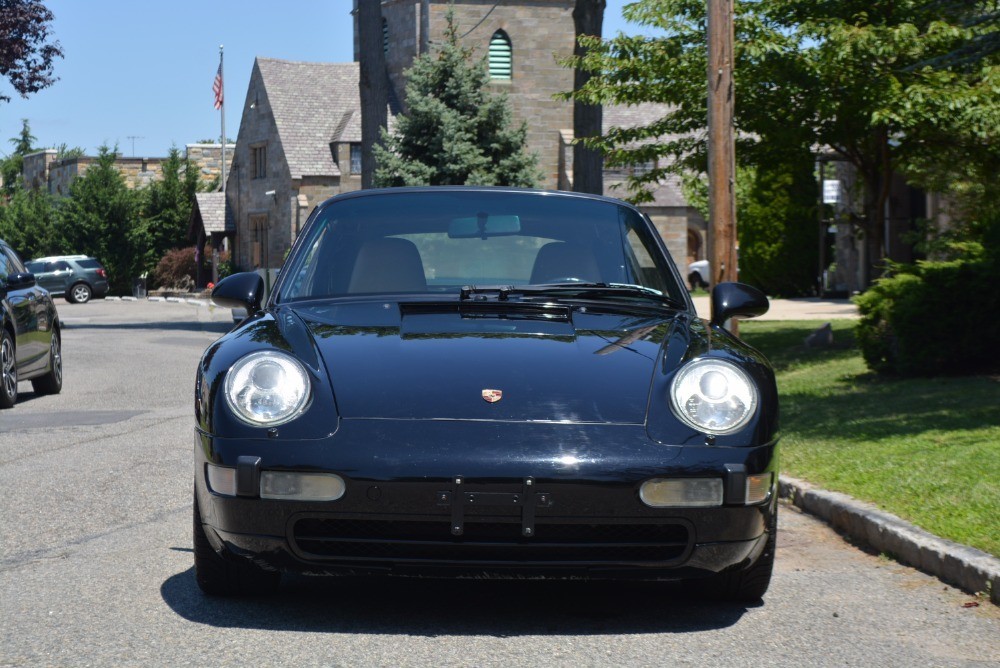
488,30,512,80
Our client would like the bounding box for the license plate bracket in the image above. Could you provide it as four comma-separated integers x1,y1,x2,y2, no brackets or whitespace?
437,477,552,538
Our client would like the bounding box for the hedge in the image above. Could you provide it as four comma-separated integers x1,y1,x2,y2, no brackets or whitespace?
854,258,1000,376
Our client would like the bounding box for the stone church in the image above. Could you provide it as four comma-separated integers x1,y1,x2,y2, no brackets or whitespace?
217,0,705,274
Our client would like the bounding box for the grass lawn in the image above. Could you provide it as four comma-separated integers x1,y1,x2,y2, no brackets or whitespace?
740,320,1000,558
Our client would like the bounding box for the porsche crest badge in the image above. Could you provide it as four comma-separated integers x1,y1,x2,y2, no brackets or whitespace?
482,389,503,403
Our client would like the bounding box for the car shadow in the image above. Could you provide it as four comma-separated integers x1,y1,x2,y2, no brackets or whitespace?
161,568,750,635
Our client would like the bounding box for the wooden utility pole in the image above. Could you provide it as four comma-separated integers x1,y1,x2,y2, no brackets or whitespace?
707,0,738,331
707,0,737,287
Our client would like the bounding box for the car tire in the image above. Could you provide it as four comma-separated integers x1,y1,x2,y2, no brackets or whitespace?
31,330,63,395
696,505,777,603
0,329,17,409
688,272,708,291
193,490,281,596
69,282,92,304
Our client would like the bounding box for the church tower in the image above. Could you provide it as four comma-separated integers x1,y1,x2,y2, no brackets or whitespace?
355,0,576,189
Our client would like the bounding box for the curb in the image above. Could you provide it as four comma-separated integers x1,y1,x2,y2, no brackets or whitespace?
779,475,999,604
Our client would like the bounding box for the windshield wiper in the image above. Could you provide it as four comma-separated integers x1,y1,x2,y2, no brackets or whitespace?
460,283,685,309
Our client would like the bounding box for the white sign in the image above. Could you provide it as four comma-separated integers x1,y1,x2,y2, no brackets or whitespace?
823,179,840,204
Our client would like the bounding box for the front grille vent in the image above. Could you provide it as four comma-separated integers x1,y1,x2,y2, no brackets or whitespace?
291,517,689,565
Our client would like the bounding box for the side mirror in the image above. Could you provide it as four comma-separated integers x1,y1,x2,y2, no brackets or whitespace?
710,282,768,327
211,272,265,313
5,272,37,291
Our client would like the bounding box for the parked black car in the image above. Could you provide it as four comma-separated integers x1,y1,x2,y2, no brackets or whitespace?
25,255,109,303
1,240,63,408
195,188,778,600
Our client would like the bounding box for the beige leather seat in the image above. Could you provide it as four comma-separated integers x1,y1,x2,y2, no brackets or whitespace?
348,238,427,293
530,242,602,284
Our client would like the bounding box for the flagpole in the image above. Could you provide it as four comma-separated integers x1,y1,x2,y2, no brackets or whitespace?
219,45,227,194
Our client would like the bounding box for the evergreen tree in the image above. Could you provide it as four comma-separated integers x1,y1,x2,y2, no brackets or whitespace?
0,187,59,259
374,9,541,188
133,146,201,277
1,118,35,196
58,145,140,293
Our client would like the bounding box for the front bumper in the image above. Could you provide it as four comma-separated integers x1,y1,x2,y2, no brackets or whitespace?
194,420,777,580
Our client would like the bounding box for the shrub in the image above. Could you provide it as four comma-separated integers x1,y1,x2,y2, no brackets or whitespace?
153,246,197,290
854,258,1000,376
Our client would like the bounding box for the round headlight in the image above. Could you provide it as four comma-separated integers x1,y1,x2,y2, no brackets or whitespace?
224,351,311,426
670,358,757,435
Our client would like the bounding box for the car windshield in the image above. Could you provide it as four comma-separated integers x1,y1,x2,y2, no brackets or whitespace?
275,190,686,305
26,262,44,273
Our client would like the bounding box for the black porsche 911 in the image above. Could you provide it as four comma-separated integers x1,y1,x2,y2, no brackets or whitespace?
195,187,778,600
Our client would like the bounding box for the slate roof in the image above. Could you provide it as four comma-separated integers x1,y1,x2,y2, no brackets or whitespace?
192,192,234,234
256,59,363,179
602,103,691,209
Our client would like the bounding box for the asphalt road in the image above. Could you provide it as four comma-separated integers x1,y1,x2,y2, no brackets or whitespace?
1,298,997,667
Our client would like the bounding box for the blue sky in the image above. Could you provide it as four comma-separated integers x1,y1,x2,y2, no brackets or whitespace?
1,1,647,159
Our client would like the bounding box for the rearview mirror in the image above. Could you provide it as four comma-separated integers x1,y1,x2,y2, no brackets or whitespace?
448,214,521,239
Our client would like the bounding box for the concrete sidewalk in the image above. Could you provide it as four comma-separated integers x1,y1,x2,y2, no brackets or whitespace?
691,295,859,321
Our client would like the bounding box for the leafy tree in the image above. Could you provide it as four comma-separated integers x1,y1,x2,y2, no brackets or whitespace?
57,145,140,292
132,147,200,278
0,0,63,104
374,9,541,188
572,0,1000,288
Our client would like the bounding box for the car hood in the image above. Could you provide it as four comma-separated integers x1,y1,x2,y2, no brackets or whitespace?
290,300,683,425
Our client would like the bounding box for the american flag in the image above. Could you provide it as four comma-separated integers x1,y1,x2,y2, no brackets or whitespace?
213,63,224,110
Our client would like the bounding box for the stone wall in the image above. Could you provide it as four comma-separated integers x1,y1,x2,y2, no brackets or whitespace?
377,0,575,189
22,145,228,196
186,144,235,187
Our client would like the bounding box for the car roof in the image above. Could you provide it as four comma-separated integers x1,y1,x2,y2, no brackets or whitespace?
31,255,92,262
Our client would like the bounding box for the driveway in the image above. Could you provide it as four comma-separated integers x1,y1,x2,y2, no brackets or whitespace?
691,295,859,320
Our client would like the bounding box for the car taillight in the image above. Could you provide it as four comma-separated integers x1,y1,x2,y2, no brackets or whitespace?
96,268,107,278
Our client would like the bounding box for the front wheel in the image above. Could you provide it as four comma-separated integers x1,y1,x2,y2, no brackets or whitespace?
193,490,280,596
0,330,17,408
31,330,62,395
69,282,92,304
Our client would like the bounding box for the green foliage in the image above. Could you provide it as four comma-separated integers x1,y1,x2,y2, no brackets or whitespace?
132,147,200,279
737,156,819,296
1,118,35,196
374,9,541,188
57,145,141,293
854,258,1000,376
0,186,61,258
572,0,1000,283
683,156,819,296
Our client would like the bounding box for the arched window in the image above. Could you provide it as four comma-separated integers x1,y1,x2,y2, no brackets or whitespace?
382,18,389,55
488,30,512,80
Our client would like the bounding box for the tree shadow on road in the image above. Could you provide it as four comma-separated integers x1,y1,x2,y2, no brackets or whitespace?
64,320,233,335
160,568,750,636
